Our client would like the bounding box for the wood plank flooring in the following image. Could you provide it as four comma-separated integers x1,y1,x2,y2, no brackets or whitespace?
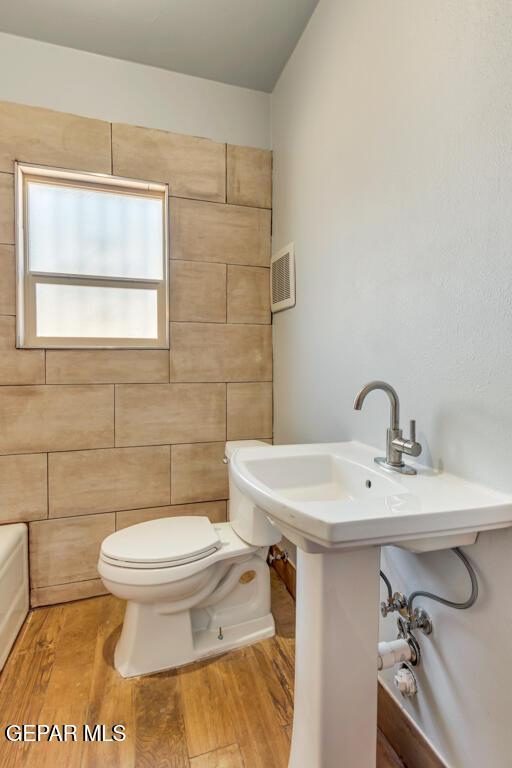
0,571,404,767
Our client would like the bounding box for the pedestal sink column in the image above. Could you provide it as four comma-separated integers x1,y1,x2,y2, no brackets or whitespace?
288,546,381,768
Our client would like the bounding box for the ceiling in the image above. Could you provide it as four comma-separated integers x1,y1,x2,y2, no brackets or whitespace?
0,0,319,92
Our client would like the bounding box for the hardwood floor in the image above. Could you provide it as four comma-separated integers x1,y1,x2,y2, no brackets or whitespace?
0,571,404,768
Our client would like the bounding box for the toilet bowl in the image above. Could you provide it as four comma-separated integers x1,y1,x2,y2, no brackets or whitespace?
98,440,280,677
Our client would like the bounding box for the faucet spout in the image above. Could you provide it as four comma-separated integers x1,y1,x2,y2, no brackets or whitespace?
353,380,400,430
353,380,421,475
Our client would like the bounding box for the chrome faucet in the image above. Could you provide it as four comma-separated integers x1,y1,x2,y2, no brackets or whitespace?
353,381,422,475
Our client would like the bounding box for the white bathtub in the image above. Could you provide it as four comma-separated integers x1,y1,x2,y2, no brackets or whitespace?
0,523,29,670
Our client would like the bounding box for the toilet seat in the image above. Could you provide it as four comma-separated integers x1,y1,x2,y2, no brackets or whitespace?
98,521,258,588
100,516,221,570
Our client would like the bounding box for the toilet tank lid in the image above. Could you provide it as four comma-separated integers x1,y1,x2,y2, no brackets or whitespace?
225,440,270,460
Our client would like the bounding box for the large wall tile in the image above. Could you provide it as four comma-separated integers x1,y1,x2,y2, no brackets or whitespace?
171,442,228,505
227,265,270,324
49,445,171,518
116,500,227,530
31,579,108,608
112,123,225,202
46,349,169,384
227,383,273,440
227,145,272,209
170,323,272,382
171,198,270,267
0,100,111,173
0,173,14,244
0,245,15,314
170,261,226,323
29,513,115,588
0,100,273,604
0,316,45,385
115,383,225,447
0,453,47,524
0,385,114,455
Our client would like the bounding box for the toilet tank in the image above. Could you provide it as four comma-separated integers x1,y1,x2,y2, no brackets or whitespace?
225,441,281,547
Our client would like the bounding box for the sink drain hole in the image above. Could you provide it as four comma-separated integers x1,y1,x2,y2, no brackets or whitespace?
365,480,372,489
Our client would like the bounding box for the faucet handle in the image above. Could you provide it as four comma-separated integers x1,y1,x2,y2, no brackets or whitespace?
391,419,422,459
407,419,422,458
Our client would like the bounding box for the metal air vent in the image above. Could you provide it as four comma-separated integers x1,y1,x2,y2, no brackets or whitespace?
271,243,295,312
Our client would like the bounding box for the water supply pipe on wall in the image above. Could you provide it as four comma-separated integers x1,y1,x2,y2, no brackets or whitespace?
406,547,478,613
379,546,479,630
377,548,480,687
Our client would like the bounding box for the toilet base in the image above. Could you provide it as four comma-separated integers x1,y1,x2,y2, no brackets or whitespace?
115,608,275,678
115,611,275,678
113,553,275,677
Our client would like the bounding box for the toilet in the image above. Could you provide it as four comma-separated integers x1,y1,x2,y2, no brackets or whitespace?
98,440,280,678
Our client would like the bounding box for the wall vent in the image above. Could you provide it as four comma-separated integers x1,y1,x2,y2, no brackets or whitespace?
271,243,295,313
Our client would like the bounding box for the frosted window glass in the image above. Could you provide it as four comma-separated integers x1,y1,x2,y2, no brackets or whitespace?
28,182,164,279
35,283,158,339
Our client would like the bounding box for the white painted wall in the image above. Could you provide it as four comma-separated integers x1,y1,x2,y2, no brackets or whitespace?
0,32,270,148
271,1,512,765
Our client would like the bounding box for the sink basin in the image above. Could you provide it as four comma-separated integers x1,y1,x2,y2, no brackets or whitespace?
229,440,512,768
230,440,512,552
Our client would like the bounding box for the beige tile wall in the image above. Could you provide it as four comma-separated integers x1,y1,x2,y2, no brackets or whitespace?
0,245,15,315
0,99,272,606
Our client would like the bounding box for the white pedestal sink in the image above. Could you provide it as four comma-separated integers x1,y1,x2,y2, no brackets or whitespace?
230,441,512,768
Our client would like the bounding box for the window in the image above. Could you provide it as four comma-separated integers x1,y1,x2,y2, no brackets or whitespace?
15,163,169,348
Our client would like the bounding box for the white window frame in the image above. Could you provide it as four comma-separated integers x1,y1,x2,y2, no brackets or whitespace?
15,162,169,349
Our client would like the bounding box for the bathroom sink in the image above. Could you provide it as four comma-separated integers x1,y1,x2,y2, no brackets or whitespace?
230,440,512,768
230,440,512,553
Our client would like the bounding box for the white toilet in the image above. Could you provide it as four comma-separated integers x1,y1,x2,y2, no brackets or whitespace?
98,440,280,678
